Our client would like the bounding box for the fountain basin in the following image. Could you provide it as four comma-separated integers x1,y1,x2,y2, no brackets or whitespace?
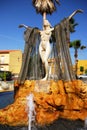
0,80,87,127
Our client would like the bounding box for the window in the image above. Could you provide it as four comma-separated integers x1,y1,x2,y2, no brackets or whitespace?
0,55,5,64
0,67,4,71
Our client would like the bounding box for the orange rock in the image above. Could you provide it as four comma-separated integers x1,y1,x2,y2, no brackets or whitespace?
0,80,87,126
50,80,59,94
64,80,75,93
36,108,59,125
58,80,66,95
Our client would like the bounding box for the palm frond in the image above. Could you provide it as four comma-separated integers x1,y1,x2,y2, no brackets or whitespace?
32,0,60,15
80,45,86,50
69,18,78,33
53,0,60,5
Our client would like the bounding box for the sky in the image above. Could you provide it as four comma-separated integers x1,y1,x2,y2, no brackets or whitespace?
0,0,87,64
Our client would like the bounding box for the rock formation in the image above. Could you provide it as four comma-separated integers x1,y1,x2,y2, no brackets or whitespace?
0,79,87,127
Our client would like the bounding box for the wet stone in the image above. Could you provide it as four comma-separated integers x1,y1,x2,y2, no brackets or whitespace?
34,80,50,93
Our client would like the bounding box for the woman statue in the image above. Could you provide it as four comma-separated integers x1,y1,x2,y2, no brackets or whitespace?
39,20,54,80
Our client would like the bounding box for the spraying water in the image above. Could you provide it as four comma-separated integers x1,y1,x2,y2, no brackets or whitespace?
26,93,36,130
84,117,87,128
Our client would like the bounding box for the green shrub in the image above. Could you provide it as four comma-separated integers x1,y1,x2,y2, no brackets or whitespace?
0,71,12,81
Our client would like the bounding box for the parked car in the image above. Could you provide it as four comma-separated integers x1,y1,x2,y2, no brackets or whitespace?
77,74,87,79
0,70,12,81
12,74,19,80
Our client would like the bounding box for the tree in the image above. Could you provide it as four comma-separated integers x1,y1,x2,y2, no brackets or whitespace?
65,18,78,46
32,0,60,27
70,40,86,76
69,18,78,33
85,69,87,75
80,66,84,74
65,9,83,46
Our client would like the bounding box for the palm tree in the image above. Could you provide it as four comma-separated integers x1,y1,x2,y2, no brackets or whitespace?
70,40,86,76
66,18,78,46
67,9,83,46
69,18,78,33
32,0,60,27
65,9,83,47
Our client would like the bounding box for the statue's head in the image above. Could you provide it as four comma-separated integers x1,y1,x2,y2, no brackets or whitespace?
43,20,52,30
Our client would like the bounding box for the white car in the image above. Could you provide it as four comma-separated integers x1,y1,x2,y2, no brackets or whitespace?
78,75,87,79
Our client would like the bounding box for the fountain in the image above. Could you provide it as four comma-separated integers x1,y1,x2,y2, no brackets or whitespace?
0,1,87,130
26,93,36,130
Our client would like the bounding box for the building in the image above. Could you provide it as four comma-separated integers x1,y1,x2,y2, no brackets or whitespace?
48,58,87,76
0,50,22,75
77,60,87,75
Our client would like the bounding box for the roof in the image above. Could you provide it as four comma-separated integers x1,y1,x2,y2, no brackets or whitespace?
0,50,22,53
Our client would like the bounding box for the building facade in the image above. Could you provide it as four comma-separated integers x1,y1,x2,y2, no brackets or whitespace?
77,60,87,75
0,50,22,75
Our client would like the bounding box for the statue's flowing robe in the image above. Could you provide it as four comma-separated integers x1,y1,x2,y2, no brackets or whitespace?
54,18,76,80
18,18,76,84
18,27,45,84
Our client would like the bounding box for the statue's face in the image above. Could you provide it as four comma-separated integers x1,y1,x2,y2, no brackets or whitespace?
44,25,50,30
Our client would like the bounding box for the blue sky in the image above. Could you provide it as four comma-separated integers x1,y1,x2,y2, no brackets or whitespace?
0,0,87,63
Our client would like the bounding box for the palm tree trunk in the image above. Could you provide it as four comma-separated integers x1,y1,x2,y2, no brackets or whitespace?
43,12,46,30
43,12,46,20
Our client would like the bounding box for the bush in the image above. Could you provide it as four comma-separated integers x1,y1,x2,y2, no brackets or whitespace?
0,71,12,81
85,69,87,75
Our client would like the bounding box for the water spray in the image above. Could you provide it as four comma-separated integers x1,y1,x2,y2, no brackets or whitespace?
26,93,36,130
